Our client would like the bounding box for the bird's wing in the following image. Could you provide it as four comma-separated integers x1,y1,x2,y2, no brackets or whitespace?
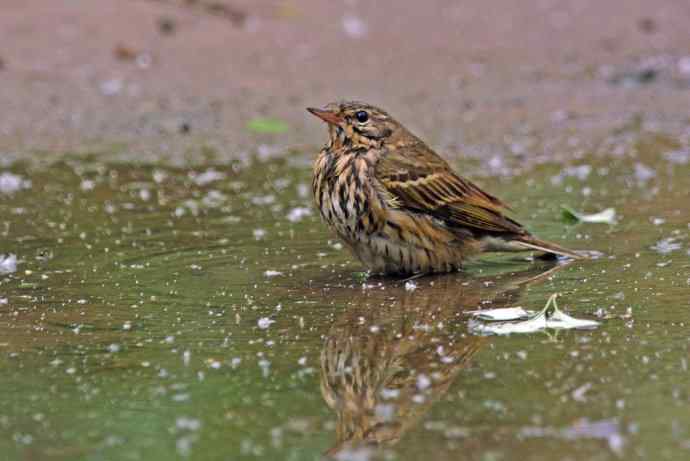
375,143,525,235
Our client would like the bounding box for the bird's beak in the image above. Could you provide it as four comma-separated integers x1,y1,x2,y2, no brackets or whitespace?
307,107,343,126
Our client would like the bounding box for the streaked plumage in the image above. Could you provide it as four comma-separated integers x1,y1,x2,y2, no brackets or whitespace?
308,101,583,275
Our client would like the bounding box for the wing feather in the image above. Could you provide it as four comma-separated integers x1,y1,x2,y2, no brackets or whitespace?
376,143,525,236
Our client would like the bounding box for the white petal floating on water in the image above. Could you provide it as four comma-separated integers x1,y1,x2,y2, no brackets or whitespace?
650,237,682,255
257,317,275,329
404,281,417,292
0,254,17,274
469,294,599,336
0,173,31,194
286,207,312,223
342,14,367,39
562,206,617,224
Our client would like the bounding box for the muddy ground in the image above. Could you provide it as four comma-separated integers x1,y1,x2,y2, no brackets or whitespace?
2,0,690,165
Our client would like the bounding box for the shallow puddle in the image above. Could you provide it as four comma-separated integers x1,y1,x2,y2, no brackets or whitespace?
1,134,689,460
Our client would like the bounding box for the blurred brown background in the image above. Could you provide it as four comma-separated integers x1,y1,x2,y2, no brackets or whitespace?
2,0,690,162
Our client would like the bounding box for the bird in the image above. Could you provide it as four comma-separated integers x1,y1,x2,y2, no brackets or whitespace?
307,101,584,276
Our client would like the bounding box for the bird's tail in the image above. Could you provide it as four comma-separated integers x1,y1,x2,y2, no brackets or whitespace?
512,235,585,260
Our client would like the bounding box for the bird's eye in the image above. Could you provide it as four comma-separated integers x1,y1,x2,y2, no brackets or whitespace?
355,111,369,123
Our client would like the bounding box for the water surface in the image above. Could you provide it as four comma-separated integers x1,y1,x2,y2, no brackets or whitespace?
1,136,689,460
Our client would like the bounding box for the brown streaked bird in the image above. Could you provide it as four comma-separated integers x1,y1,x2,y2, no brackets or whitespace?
307,101,583,276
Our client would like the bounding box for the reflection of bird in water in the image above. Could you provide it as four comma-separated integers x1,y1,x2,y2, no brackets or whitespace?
319,262,568,457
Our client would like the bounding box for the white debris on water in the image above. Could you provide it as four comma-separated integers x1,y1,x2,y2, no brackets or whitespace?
633,163,656,182
99,78,123,96
520,418,625,456
416,374,431,390
404,280,417,291
286,207,312,223
651,237,682,255
176,417,202,431
664,148,690,164
0,172,31,194
253,228,267,240
342,14,367,39
551,164,592,185
257,317,275,329
189,169,226,186
469,294,599,335
678,56,690,75
107,343,121,353
80,179,96,191
263,270,283,278
332,445,373,461
0,254,17,274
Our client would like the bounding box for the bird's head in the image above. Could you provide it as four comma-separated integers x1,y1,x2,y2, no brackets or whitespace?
307,101,408,149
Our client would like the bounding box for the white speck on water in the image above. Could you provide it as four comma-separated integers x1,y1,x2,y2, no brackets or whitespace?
100,78,123,96
189,169,226,186
176,417,202,431
572,382,592,402
678,56,690,75
551,164,592,184
296,183,310,198
332,445,373,461
183,350,191,366
416,374,431,390
0,298,7,305
665,148,690,164
404,281,417,291
165,335,175,344
0,173,31,194
66,367,76,375
107,343,121,353
201,190,226,208
263,270,283,278
257,317,275,329
253,228,267,240
380,388,399,400
231,357,242,368
298,356,307,366
651,237,682,254
286,206,312,222
342,14,367,38
369,325,380,333
153,169,168,183
634,163,656,182
0,254,17,274
208,360,221,369
258,359,271,377
122,321,132,330
176,435,196,457
250,194,276,206
80,179,96,191
652,217,666,226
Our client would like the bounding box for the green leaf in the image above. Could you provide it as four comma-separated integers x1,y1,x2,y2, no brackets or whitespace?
247,118,289,134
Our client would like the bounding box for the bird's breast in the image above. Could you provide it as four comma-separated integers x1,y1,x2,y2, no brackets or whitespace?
312,149,383,242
